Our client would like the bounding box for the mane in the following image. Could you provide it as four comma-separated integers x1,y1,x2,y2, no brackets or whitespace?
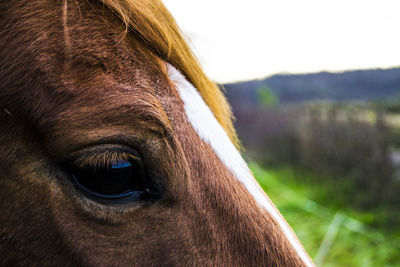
99,0,239,147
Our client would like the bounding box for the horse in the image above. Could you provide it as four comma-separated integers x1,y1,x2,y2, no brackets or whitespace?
0,0,314,266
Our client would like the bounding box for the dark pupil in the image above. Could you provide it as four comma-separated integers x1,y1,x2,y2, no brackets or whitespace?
73,160,143,197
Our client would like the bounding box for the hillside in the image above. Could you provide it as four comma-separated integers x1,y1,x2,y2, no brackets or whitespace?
223,67,400,106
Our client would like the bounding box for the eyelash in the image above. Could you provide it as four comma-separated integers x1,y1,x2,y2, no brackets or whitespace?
71,151,139,170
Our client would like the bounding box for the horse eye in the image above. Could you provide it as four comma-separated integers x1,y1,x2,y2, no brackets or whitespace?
71,159,147,199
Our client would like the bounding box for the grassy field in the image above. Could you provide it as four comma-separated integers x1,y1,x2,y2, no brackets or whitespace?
250,163,400,267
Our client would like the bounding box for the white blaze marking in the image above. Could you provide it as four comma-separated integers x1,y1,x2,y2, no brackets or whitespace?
167,64,313,267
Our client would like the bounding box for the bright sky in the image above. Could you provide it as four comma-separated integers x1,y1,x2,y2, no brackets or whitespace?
163,0,400,83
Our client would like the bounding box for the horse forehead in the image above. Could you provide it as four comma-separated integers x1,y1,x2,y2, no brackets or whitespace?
2,0,157,84
1,2,175,122
0,25,181,159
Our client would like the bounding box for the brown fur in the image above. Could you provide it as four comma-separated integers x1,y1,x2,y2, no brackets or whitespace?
0,1,312,266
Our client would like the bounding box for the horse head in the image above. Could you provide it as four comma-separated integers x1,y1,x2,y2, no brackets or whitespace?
0,1,313,266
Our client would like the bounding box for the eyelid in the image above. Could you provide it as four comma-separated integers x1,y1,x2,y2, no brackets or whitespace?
66,144,142,169
72,151,140,169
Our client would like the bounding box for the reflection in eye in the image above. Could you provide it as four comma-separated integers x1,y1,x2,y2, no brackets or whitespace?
111,161,132,169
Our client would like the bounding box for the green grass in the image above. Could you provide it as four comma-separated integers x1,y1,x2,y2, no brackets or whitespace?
250,163,400,267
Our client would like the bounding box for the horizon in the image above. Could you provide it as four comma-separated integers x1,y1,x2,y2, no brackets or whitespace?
221,65,400,84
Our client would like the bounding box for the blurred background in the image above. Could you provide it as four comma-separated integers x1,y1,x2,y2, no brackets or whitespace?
164,1,400,266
